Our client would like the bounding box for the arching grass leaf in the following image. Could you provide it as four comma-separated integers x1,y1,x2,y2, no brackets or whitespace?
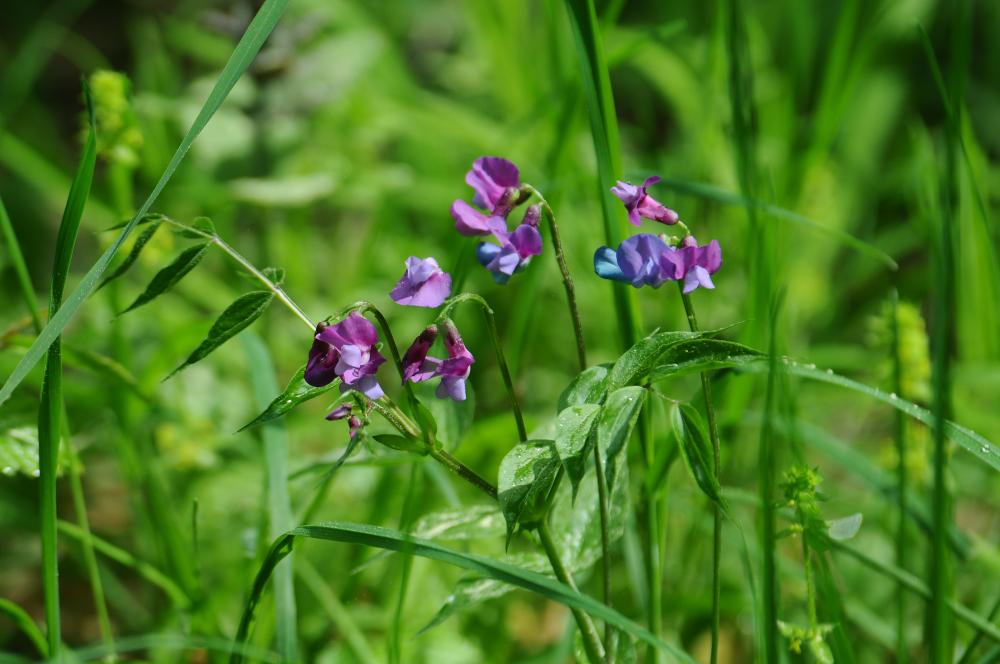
555,404,601,498
239,367,340,432
167,291,273,378
120,242,212,314
497,440,561,547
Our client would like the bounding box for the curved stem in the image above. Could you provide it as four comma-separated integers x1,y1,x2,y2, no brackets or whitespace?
428,447,497,500
678,286,722,664
522,185,587,371
441,293,527,442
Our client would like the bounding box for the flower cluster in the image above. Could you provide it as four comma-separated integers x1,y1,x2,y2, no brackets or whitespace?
451,157,542,284
401,322,475,401
596,176,722,293
304,313,386,399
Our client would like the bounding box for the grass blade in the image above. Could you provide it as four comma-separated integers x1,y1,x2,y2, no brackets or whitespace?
0,195,42,331
233,522,698,664
0,0,291,408
0,599,47,659
242,333,298,662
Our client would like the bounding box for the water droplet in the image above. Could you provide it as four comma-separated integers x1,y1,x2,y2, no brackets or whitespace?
805,363,816,369
981,445,990,455
31,469,40,477
1,466,13,476
825,369,834,375
284,399,293,405
889,393,897,400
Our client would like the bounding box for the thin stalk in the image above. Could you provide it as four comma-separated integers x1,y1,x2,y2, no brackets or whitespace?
758,300,781,664
538,521,607,664
891,291,908,662
958,596,1000,664
0,195,43,330
521,185,587,371
592,434,614,660
802,542,817,629
679,288,723,664
428,447,497,500
389,464,421,664
441,293,526,441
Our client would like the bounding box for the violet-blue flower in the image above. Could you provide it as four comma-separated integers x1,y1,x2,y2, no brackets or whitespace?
400,321,475,401
390,256,452,308
673,235,722,293
611,176,679,226
594,234,674,288
304,313,386,399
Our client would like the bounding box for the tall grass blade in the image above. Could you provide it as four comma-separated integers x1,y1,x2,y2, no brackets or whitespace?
0,0,290,408
0,195,42,331
242,333,298,662
36,82,98,658
0,599,47,659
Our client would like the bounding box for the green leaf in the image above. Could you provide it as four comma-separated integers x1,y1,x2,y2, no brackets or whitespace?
261,267,285,285
497,440,561,547
555,404,601,498
0,0,291,409
413,381,474,450
607,331,699,390
97,219,162,290
233,522,698,664
558,363,611,410
412,504,505,542
671,403,727,512
173,216,215,239
120,242,212,314
827,513,863,541
649,338,764,382
598,387,646,487
168,291,273,378
0,427,73,478
239,366,340,432
373,434,427,455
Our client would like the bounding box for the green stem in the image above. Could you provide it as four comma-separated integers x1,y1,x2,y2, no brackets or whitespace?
522,185,587,371
538,521,607,664
428,447,497,500
679,287,722,664
891,291,908,662
441,293,527,442
802,540,817,629
0,195,42,330
592,433,614,661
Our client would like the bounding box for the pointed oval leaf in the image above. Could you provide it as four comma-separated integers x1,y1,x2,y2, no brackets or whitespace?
827,513,863,542
555,404,601,497
97,219,162,290
120,242,212,314
558,363,611,410
168,291,273,378
607,331,699,390
373,434,427,454
650,338,764,382
413,504,506,542
238,366,340,431
671,403,728,512
497,440,561,546
598,386,646,487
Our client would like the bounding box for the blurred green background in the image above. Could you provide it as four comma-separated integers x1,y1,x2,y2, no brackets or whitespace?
1,0,998,661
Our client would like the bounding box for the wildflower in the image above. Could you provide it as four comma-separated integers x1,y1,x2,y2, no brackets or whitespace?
593,234,674,288
610,176,679,226
390,256,452,308
476,222,542,284
466,156,521,214
326,404,363,438
672,235,722,294
401,321,475,401
304,313,386,399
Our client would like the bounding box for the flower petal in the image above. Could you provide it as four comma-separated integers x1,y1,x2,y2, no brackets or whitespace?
594,246,627,282
509,224,542,258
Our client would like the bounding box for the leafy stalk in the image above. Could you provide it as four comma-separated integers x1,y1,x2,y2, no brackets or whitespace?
678,288,723,664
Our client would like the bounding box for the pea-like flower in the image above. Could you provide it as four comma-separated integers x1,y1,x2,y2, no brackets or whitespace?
305,313,386,399
611,176,679,226
476,220,542,284
390,256,452,308
594,233,722,293
326,404,363,438
401,321,475,401
466,156,521,213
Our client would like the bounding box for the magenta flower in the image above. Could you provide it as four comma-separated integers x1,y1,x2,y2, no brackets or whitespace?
476,222,542,284
672,235,722,293
611,176,679,226
390,256,452,308
326,404,363,438
305,313,386,399
401,321,475,401
466,156,520,213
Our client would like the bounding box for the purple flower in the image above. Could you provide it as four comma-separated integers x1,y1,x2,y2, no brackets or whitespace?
451,200,510,237
400,321,475,401
390,256,452,308
466,156,520,213
594,234,674,288
476,222,542,284
304,313,386,399
674,235,722,293
594,233,722,292
611,176,679,227
326,404,363,438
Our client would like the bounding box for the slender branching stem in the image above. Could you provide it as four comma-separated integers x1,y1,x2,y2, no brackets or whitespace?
678,286,722,664
521,184,587,371
441,293,527,442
